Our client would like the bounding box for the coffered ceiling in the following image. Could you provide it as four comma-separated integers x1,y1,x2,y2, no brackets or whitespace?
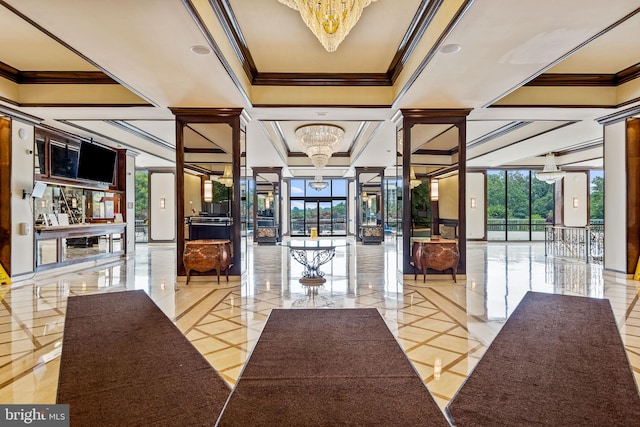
1,0,639,178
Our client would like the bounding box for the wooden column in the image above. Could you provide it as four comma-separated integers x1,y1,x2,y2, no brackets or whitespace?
626,118,640,273
0,118,11,274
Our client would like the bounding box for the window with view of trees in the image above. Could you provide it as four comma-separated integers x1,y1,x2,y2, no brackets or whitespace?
590,170,603,224
135,170,148,242
487,170,554,241
289,178,348,237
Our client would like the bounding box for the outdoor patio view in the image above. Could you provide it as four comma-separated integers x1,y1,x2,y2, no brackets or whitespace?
487,170,603,241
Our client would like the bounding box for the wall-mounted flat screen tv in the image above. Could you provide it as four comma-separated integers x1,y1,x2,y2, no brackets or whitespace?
50,142,79,179
77,143,117,184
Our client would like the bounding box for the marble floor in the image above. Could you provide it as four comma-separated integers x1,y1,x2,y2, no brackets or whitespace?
0,238,639,412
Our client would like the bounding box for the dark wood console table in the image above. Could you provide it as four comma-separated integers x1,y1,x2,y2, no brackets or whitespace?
412,239,459,283
183,239,231,284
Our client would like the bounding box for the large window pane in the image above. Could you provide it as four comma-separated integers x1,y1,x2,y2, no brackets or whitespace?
507,170,530,241
290,179,305,198
319,201,332,235
531,175,553,240
135,170,148,243
589,170,603,225
332,200,347,235
384,178,399,233
331,179,346,197
291,200,305,236
487,170,506,240
305,201,317,235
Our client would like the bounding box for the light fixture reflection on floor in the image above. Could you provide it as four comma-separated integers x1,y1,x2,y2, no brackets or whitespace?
279,0,377,52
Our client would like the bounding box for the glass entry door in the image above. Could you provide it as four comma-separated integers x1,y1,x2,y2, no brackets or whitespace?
304,201,333,236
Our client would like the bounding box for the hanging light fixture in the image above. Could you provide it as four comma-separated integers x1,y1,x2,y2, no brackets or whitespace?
362,191,368,202
203,180,213,203
309,174,329,191
409,166,422,189
430,179,439,201
295,124,344,169
278,0,377,52
535,153,566,184
217,165,233,188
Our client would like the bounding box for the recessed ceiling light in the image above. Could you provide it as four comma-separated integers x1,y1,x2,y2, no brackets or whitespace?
190,45,211,55
440,44,461,54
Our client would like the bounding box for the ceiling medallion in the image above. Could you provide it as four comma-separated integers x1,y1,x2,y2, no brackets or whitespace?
535,153,566,184
279,0,377,52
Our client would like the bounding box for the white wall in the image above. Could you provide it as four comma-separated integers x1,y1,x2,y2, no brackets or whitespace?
563,172,588,227
150,172,176,241
604,121,626,273
10,123,35,275
466,172,485,240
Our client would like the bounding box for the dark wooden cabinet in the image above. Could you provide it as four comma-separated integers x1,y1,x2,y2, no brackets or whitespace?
412,239,459,282
183,239,231,284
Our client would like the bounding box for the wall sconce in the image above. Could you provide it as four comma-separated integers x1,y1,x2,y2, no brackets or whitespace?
159,198,166,209
430,179,439,202
470,197,477,209
572,197,579,208
203,180,213,203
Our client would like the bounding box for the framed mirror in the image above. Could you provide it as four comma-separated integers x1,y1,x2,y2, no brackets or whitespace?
174,108,244,280
253,167,281,245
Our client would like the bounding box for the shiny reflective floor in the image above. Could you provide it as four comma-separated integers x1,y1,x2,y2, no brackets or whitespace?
0,238,639,411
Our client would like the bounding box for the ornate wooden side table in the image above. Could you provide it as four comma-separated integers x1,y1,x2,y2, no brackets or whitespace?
183,239,231,284
412,239,459,283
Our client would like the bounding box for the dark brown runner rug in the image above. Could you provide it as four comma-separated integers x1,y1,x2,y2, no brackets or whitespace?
216,308,449,426
448,291,640,426
56,290,230,426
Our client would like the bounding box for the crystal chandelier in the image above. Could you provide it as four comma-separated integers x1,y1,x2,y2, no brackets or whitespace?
535,153,566,184
217,165,233,188
295,124,345,169
309,174,329,191
279,0,377,52
409,166,422,189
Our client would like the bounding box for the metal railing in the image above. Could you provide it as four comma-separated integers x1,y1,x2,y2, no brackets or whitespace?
544,225,603,263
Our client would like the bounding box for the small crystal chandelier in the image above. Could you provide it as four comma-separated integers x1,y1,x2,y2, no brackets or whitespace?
309,174,329,191
279,0,377,52
409,166,422,189
535,153,566,184
295,124,345,169
217,165,233,187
